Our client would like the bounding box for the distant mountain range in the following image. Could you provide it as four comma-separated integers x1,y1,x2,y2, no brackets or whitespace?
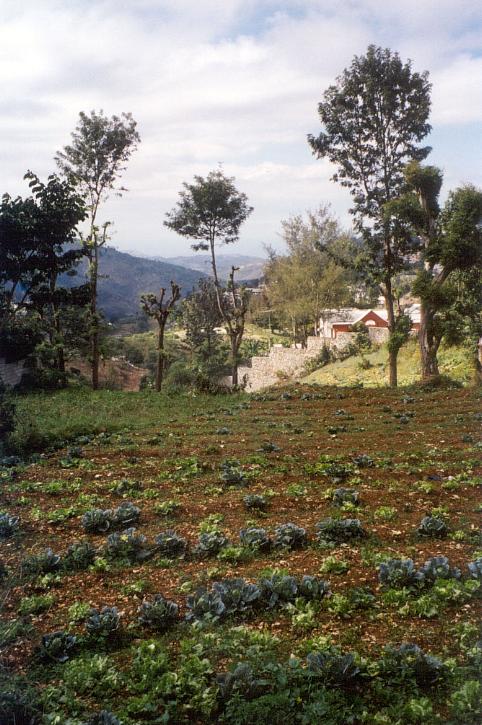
62,246,208,321
61,248,266,321
155,253,266,282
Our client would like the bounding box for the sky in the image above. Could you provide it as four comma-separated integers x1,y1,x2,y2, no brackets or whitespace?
2,0,482,258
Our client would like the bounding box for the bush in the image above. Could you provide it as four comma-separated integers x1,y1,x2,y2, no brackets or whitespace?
138,594,179,631
0,513,19,540
193,531,229,558
85,607,121,638
185,588,226,622
0,380,15,454
104,528,149,562
82,509,113,534
273,523,307,550
86,712,123,725
239,528,271,552
306,650,362,686
259,574,298,608
332,488,360,507
419,556,461,583
63,541,97,571
22,548,61,575
38,631,76,663
298,575,330,601
378,559,425,589
155,530,188,558
316,518,366,545
243,494,269,512
212,578,261,615
416,516,448,538
379,643,446,687
220,460,247,487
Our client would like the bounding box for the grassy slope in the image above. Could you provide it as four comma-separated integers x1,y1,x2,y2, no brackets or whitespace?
302,339,474,387
2,384,481,723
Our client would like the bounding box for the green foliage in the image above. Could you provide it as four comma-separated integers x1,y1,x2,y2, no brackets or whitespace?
0,512,19,539
416,516,448,538
154,530,188,558
272,522,307,550
194,531,229,557
18,593,55,616
85,607,121,638
316,518,366,545
138,594,179,631
104,528,148,562
38,631,77,663
239,527,271,552
63,541,97,571
22,548,61,575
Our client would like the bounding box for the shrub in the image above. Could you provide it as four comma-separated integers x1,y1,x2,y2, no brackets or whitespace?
0,513,19,540
63,541,97,571
259,574,298,608
112,501,140,527
38,631,76,663
185,588,226,622
85,607,121,638
378,559,425,589
298,575,330,601
217,662,264,701
22,548,61,575
86,712,122,725
18,594,55,616
138,594,179,631
212,578,261,615
380,643,446,687
0,676,41,725
467,558,482,581
419,556,461,583
220,460,247,487
273,523,307,550
104,528,149,562
243,494,269,512
193,531,229,557
352,454,374,468
417,516,448,538
306,650,361,686
316,518,366,545
82,509,113,534
332,488,360,507
155,530,188,558
239,528,271,552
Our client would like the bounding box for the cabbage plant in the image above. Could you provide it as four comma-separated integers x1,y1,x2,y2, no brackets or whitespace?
417,516,448,538
0,513,19,539
273,523,307,550
212,578,261,615
85,607,121,637
39,631,76,663
239,528,271,552
155,530,188,558
138,594,179,631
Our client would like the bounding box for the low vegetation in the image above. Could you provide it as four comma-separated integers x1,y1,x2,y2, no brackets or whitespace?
1,383,480,723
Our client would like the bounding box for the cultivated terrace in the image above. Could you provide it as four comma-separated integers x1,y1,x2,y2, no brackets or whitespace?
1,383,481,724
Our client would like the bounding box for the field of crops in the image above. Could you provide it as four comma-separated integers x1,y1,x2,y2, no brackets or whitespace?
1,383,481,724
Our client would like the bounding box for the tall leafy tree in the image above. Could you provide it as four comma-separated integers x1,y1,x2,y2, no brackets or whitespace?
264,207,352,344
387,161,482,379
308,45,432,386
56,110,140,389
140,282,181,392
182,278,224,357
0,172,86,374
165,169,253,385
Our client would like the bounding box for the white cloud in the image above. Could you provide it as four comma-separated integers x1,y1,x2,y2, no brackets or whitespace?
1,0,481,255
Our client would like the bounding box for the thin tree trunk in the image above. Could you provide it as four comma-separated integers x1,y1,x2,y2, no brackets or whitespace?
384,278,398,388
156,323,165,392
231,338,239,386
90,243,99,390
419,300,440,379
